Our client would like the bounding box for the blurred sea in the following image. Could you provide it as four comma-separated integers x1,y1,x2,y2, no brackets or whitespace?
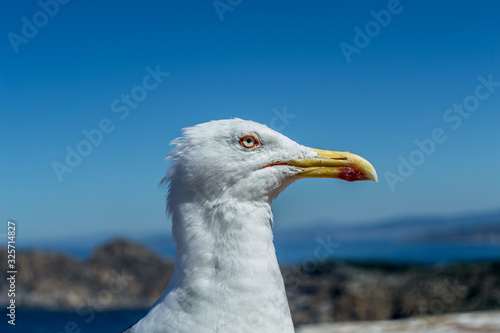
3,309,146,333
273,239,500,264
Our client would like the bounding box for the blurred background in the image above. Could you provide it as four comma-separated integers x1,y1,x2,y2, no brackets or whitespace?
1,0,500,332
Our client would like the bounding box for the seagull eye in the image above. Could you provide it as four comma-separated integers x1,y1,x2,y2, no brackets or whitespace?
239,135,259,149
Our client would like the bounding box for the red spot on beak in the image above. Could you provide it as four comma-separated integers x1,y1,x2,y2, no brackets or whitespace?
338,167,367,182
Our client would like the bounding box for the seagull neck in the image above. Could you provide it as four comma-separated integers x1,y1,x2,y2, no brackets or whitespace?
172,198,279,280
164,197,293,329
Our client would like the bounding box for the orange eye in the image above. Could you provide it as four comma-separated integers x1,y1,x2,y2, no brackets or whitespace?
239,135,259,148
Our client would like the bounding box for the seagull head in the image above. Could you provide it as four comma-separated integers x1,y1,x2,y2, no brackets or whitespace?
165,118,377,207
128,119,377,332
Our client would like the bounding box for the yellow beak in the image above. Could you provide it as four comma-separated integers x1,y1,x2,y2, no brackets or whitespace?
286,148,378,182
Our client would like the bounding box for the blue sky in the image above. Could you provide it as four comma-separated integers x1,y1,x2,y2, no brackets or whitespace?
1,0,500,243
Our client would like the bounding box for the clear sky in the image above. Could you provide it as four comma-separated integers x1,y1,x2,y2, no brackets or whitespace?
1,0,499,243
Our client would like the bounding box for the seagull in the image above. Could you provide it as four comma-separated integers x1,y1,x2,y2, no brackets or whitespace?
123,118,377,333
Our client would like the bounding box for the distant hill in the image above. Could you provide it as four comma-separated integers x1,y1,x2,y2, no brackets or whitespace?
1,239,174,311
273,209,500,243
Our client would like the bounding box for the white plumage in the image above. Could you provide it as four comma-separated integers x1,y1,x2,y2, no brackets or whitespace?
124,119,377,333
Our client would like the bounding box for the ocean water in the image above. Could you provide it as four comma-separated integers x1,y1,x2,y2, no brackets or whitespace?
38,238,500,265
2,309,146,333
273,240,500,264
